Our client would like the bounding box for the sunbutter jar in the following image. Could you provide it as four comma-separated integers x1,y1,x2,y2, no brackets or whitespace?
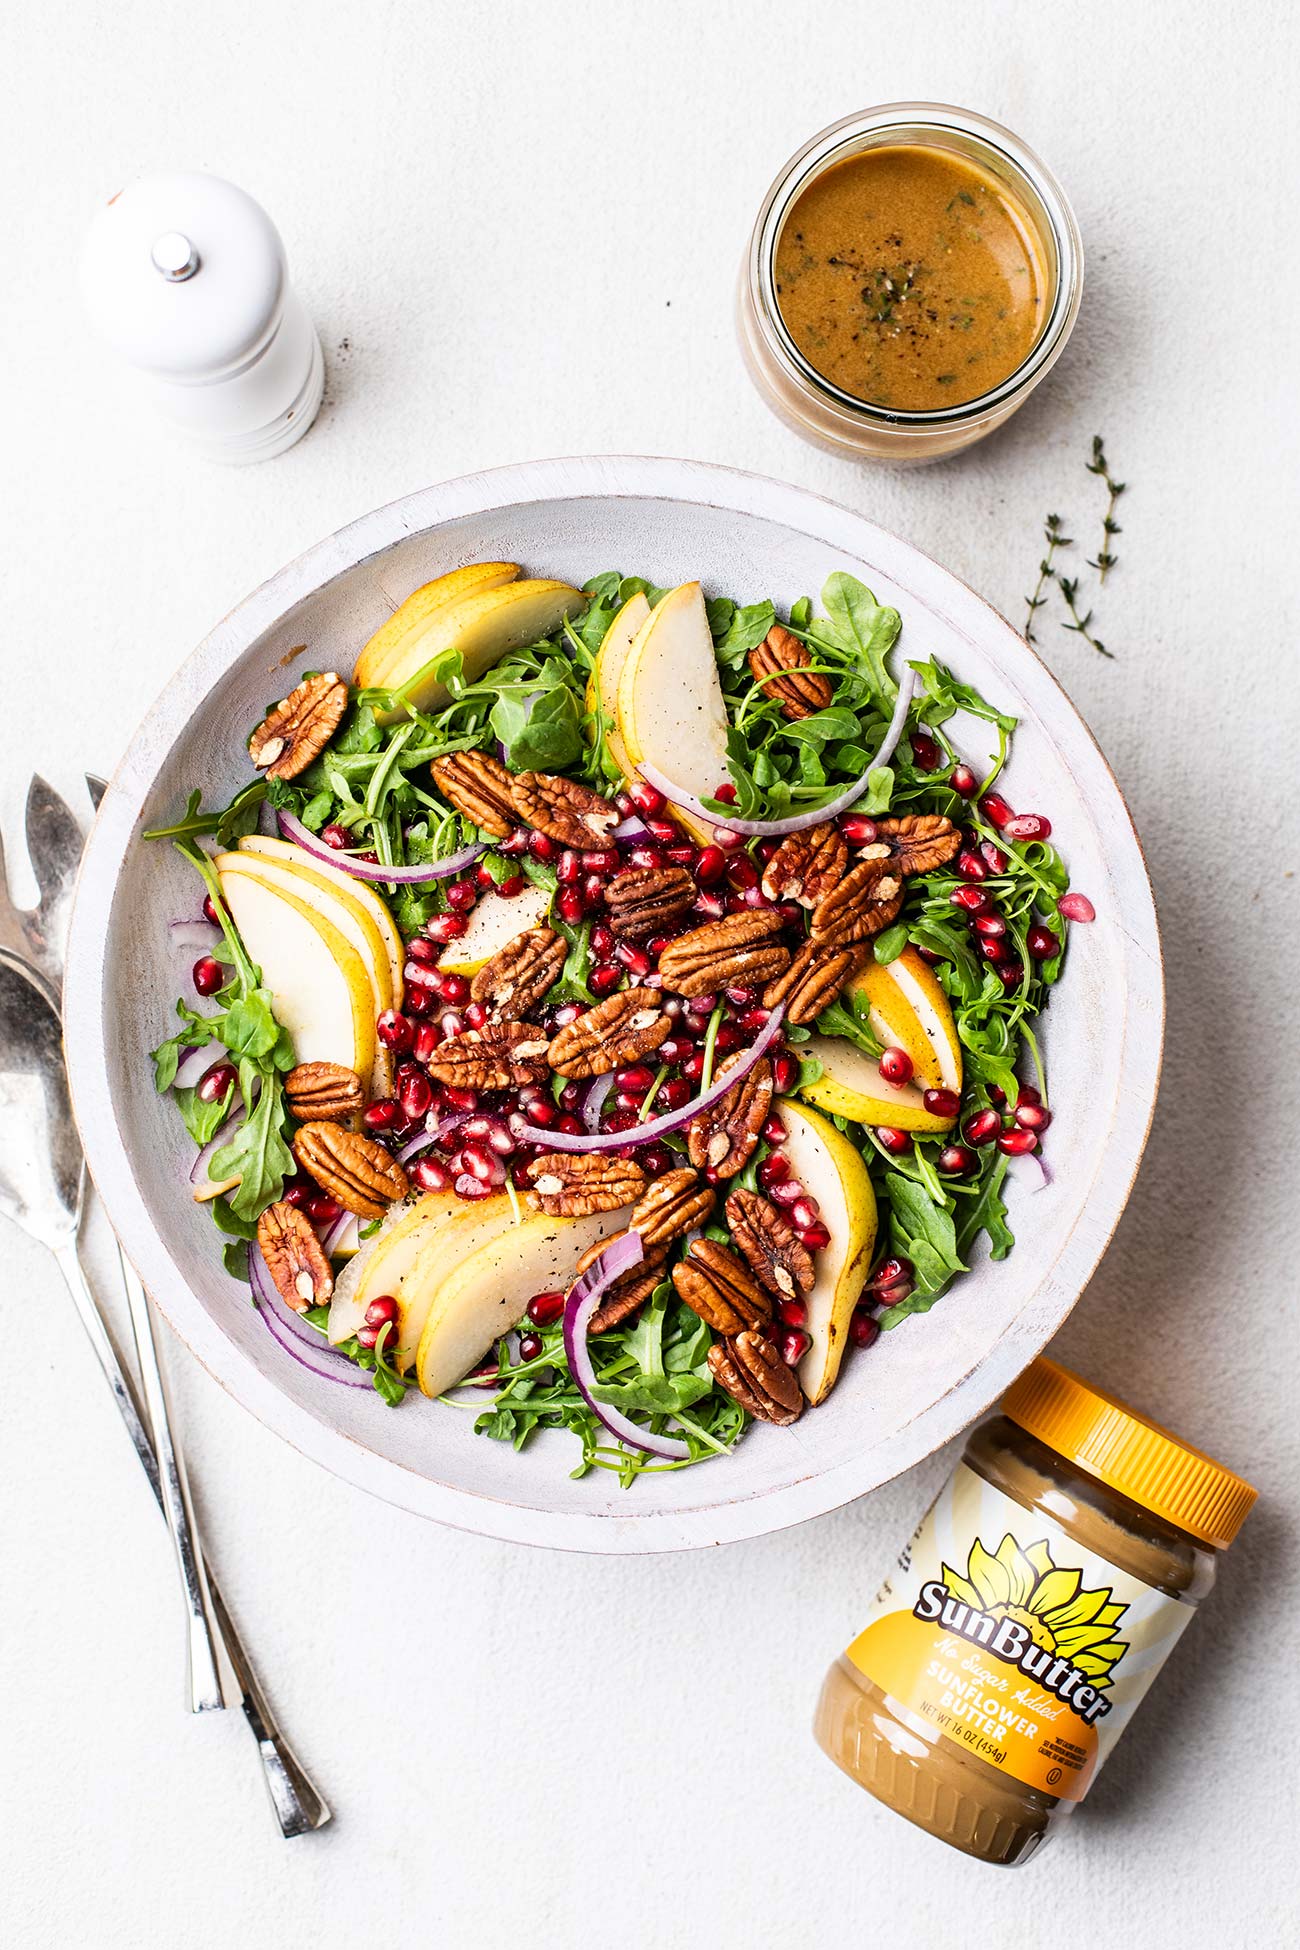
815,1358,1256,1865
737,104,1083,462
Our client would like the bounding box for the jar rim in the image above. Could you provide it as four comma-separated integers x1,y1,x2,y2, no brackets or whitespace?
748,102,1085,429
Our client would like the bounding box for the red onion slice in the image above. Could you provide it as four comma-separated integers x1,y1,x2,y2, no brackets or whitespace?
276,809,485,884
562,1231,690,1460
172,1044,217,1091
169,917,221,952
517,1005,784,1152
1005,1150,1053,1195
639,668,917,839
610,816,650,843
320,1210,361,1256
397,1112,469,1162
189,1109,242,1186
250,1248,369,1382
581,1073,615,1134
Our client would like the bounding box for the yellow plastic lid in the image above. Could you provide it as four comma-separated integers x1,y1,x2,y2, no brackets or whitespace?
1001,1357,1257,1549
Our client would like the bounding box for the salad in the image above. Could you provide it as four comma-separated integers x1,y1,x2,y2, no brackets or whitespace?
147,562,1094,1486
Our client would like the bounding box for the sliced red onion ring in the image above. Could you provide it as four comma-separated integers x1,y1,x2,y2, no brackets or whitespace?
397,1111,469,1162
639,668,917,839
277,809,485,884
562,1230,690,1460
189,1109,242,1186
250,1249,371,1385
582,1073,614,1134
610,816,650,843
169,917,221,952
517,1005,784,1152
320,1210,361,1256
1005,1150,1053,1194
172,1044,217,1091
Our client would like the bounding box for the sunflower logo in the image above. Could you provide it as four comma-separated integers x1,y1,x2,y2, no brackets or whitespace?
942,1533,1130,1688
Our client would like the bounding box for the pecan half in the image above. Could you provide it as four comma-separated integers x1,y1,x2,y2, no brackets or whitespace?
748,623,833,722
874,813,962,877
657,911,791,998
424,1023,552,1090
576,1231,669,1333
629,1167,716,1247
248,671,348,781
810,860,904,946
257,1200,334,1313
760,822,849,908
605,866,696,940
285,1061,365,1124
511,772,618,849
672,1238,772,1335
430,750,517,838
546,988,671,1078
762,938,863,1025
725,1186,815,1300
292,1124,409,1219
707,1328,804,1425
470,928,567,1022
687,1053,772,1178
526,1152,645,1216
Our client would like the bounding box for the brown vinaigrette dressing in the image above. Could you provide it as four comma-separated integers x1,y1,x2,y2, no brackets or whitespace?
774,145,1049,412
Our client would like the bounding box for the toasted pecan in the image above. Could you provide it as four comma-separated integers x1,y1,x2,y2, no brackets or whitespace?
248,671,348,781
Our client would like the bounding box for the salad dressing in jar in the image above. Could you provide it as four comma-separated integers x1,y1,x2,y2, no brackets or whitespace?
814,1358,1256,1864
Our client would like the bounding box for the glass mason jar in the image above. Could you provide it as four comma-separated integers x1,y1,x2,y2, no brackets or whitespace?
737,103,1084,463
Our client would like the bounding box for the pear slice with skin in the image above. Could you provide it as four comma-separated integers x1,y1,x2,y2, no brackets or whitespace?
354,561,519,692
327,1191,463,1369
854,948,962,1095
415,1206,632,1399
615,581,730,845
217,851,391,1099
237,833,404,1004
215,861,377,1088
437,881,552,976
585,591,651,780
780,1103,877,1406
373,578,587,723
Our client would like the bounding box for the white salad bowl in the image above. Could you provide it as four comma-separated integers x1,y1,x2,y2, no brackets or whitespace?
64,457,1162,1553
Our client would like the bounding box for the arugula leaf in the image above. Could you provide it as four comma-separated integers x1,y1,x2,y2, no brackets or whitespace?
873,922,909,965
592,1374,714,1415
910,658,1018,737
491,685,583,772
142,780,267,845
820,574,902,696
714,600,776,668
816,990,881,1057
865,765,895,813
882,1171,966,1300
175,1083,233,1147
210,1068,295,1223
956,1154,1015,1262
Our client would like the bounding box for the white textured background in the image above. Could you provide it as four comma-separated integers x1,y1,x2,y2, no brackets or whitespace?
3,3,1298,1945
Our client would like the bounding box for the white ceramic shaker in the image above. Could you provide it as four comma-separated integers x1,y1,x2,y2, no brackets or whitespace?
80,171,324,462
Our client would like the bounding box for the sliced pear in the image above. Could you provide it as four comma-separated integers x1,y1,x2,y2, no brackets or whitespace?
215,860,377,1086
587,591,651,778
415,1206,631,1398
615,582,730,844
236,833,404,1004
354,561,519,691
853,948,962,1095
374,578,587,723
780,1103,876,1406
437,881,552,976
798,1039,955,1134
326,1191,460,1369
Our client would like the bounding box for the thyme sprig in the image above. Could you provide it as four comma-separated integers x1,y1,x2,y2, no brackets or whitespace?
1024,514,1070,643
1056,575,1114,660
1085,435,1125,582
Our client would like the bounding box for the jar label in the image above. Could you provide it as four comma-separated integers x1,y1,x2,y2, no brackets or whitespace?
844,1463,1197,1801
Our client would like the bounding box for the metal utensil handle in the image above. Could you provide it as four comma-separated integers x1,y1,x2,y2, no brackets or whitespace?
119,1250,224,1713
50,1235,331,1833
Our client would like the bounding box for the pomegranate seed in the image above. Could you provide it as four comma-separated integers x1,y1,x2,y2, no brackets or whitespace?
474,860,498,890
281,1184,309,1208
644,817,678,845
614,791,636,817
714,1023,744,1054
1059,892,1096,923
603,1106,639,1134
1003,813,1051,841
691,891,727,921
995,960,1025,988
454,1173,496,1199
363,1100,399,1132
614,941,653,976
769,1178,804,1208
778,1297,808,1328
790,1197,821,1231
504,828,537,858
778,1328,811,1366
463,1001,489,1030
998,1127,1039,1155
980,792,1014,830
321,823,351,849
950,884,990,915
615,1065,656,1095
659,1077,693,1111
839,812,879,845
439,1010,465,1039
436,973,468,1007
525,830,555,862
657,1035,694,1063
713,826,745,852
461,1143,504,1185
979,839,1009,874
875,1279,914,1308
739,1005,770,1035
557,886,585,926
442,879,474,914
411,1156,452,1192
443,1085,479,1113
1026,924,1060,960
528,1289,566,1326
466,1361,500,1387
714,782,738,804
559,1081,585,1111
956,850,987,882
980,936,1009,963
963,1108,1002,1147
761,1114,787,1145
399,1072,433,1121
364,1295,399,1329
771,1052,798,1094
938,1144,976,1176
191,955,223,996
305,1193,341,1226
557,850,583,884
589,923,615,957
682,1051,707,1083
523,1097,557,1130
628,779,666,817
797,1220,832,1251
196,1060,236,1103
850,1311,880,1349
496,874,524,898
916,945,945,966
582,848,620,875
910,730,942,770
410,938,440,967
879,1047,913,1086
590,961,622,996
664,843,696,867
727,855,759,890
424,913,468,943
868,1257,914,1293
949,765,978,798
1017,1082,1041,1105
554,1113,586,1136
922,1087,960,1119
757,1152,791,1189
694,845,727,886
624,845,663,873
582,873,607,906
974,913,1007,939
355,1323,383,1348
517,1332,543,1361
201,893,221,925
687,993,719,1015
638,1143,675,1178
777,901,804,927
757,836,782,861
741,885,773,910
376,1009,414,1053
1015,1101,1052,1132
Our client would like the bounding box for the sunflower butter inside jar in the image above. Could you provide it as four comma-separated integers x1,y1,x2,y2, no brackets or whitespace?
815,1359,1256,1865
